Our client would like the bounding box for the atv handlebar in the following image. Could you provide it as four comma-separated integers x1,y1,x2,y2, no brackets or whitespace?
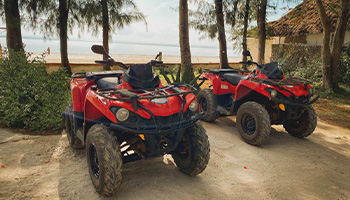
95,59,166,69
148,60,164,66
95,59,129,69
240,61,261,68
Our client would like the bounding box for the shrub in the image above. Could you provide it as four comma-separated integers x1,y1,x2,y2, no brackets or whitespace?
339,43,350,84
0,50,71,131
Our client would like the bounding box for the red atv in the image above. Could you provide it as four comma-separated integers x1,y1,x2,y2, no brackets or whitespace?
62,45,210,196
197,50,318,146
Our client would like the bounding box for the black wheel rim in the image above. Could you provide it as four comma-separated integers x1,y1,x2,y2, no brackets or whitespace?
89,144,100,179
241,113,256,135
200,98,208,113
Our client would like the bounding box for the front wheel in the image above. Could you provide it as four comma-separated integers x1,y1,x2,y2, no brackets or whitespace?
172,122,210,175
236,101,271,146
283,105,317,138
86,124,123,196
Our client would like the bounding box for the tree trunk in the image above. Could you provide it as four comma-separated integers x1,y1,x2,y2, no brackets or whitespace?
215,0,229,69
242,0,250,70
179,0,194,79
330,0,350,89
59,0,72,75
257,0,267,65
4,0,23,52
315,0,334,91
102,0,110,70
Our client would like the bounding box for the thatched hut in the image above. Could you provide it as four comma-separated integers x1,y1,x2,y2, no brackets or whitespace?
268,0,350,45
247,0,350,62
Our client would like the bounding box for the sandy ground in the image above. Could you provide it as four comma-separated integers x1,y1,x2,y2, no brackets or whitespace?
32,52,240,64
0,118,349,200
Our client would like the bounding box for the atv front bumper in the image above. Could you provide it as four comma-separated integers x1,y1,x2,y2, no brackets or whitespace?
270,95,319,106
108,111,204,134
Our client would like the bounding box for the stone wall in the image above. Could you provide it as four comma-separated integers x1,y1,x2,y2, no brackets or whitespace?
271,44,322,81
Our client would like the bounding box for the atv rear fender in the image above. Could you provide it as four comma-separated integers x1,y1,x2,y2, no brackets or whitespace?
70,78,95,112
202,73,236,95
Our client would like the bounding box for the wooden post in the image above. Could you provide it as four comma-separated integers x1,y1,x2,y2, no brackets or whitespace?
158,52,162,61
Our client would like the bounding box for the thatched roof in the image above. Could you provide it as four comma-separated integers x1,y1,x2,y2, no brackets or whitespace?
268,0,350,37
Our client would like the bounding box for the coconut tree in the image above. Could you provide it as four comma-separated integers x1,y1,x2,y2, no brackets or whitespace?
190,0,239,69
81,0,145,70
1,0,23,52
179,0,195,79
256,0,267,65
24,0,81,75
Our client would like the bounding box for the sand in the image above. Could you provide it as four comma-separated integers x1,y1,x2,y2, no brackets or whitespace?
1,118,349,200
32,52,240,64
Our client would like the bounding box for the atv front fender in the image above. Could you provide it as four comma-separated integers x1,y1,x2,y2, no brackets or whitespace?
234,79,270,101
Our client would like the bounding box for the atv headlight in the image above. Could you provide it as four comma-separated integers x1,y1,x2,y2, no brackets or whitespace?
116,108,129,122
270,90,277,99
189,100,199,112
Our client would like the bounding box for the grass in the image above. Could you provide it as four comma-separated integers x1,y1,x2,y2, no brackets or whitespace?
312,84,350,130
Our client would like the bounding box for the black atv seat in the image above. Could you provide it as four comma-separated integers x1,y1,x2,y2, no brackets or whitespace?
123,64,160,89
222,73,248,85
204,69,240,75
96,77,120,89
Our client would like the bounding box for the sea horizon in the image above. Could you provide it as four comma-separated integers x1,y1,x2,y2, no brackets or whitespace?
0,34,240,58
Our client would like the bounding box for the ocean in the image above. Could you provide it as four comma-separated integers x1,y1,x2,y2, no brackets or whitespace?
0,35,239,58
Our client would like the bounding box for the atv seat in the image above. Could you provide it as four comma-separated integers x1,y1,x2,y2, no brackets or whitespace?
123,64,160,89
222,73,248,85
96,77,120,89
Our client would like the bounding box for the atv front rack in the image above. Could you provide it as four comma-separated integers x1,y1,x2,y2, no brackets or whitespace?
96,83,197,111
251,77,311,86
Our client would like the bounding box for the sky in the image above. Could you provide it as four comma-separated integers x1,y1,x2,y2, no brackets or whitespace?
0,0,300,53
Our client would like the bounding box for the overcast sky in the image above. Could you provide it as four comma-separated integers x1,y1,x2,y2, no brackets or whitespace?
1,0,299,48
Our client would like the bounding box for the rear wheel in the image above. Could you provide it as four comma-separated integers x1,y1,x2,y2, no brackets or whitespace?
172,122,210,175
63,103,83,149
236,101,271,146
283,105,317,138
197,89,219,122
86,124,123,196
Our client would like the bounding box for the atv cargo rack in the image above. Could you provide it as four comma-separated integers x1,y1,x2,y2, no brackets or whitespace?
251,77,312,86
96,83,197,112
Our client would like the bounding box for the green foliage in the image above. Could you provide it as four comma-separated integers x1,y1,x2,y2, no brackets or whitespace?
272,44,350,85
271,44,323,83
81,0,146,36
0,50,71,131
339,43,350,84
159,65,205,89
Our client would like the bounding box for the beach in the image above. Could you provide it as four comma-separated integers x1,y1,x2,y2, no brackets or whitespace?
34,52,241,64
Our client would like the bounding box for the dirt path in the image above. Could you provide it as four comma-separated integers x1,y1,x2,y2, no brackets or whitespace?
0,118,349,200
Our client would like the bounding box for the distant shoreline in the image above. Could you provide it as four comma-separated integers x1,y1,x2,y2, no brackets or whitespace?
32,52,242,64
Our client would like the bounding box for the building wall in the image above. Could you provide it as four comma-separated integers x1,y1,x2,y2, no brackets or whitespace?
246,31,350,63
247,38,274,63
306,33,324,46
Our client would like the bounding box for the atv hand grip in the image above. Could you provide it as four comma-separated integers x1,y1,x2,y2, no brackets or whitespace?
240,61,253,65
149,60,164,66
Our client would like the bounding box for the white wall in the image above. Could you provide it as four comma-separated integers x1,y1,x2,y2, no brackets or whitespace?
345,31,350,45
306,34,323,46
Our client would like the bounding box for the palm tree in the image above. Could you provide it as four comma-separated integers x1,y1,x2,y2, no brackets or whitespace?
81,0,146,70
25,0,81,75
1,0,23,52
179,0,194,78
